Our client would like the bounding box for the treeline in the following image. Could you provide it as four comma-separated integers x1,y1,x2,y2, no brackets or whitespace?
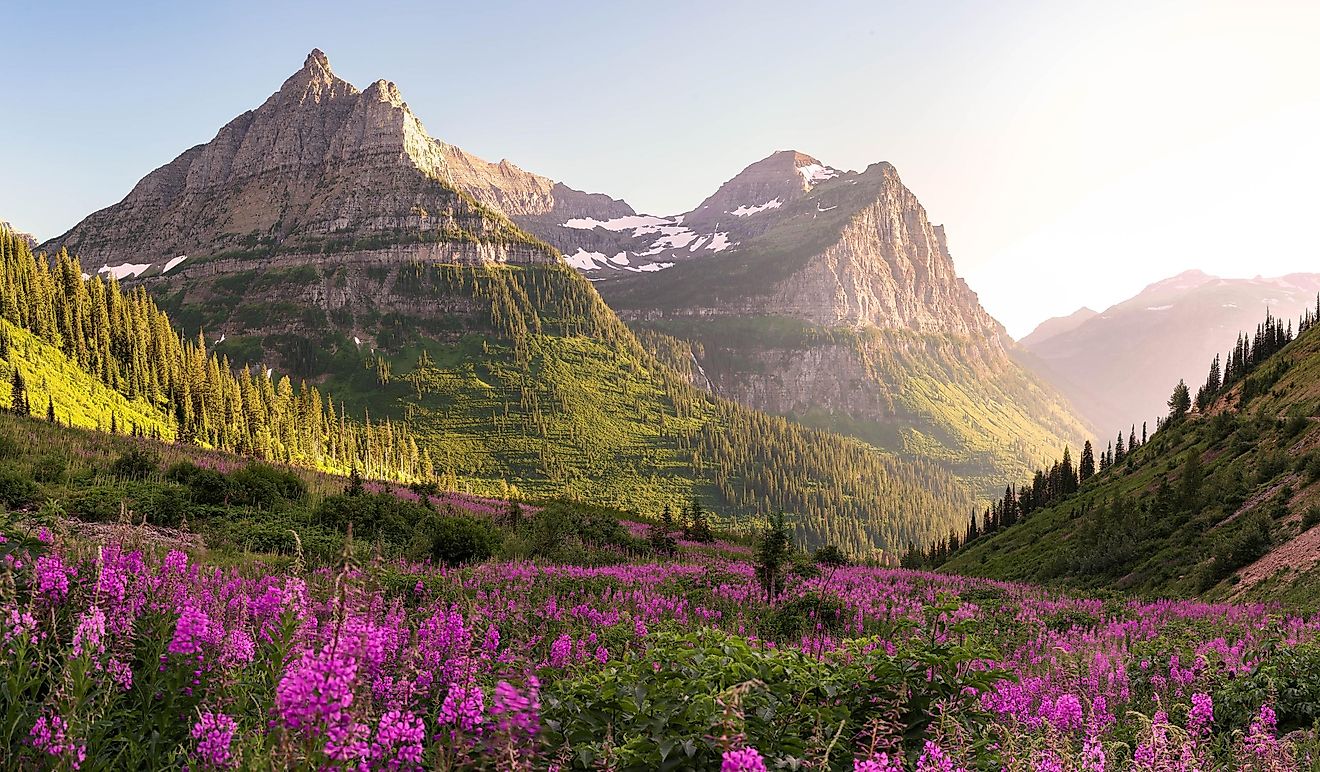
908,299,1320,569
0,225,427,480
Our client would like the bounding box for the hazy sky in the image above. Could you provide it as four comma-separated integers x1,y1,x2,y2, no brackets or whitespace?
3,0,1317,336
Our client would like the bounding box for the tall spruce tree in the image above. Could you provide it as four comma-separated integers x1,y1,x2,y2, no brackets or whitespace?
1079,440,1096,482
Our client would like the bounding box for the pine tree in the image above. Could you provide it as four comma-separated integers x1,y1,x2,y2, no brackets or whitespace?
1168,380,1191,421
9,369,28,416
1079,440,1096,482
687,498,714,542
45,396,55,423
754,510,792,604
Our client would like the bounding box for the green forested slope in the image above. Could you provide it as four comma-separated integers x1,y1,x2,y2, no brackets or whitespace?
149,255,973,558
0,225,425,481
941,306,1320,604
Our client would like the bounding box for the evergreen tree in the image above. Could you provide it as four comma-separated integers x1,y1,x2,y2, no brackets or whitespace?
346,466,365,497
1114,432,1126,464
687,498,714,542
1167,380,1191,421
45,396,55,423
1079,440,1096,482
754,510,792,604
9,369,28,416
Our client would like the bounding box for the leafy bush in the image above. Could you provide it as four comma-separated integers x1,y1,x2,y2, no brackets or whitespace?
313,492,432,545
108,447,160,480
129,482,196,528
517,501,634,560
543,613,1005,770
228,463,306,508
407,512,498,566
29,453,68,484
1201,512,1272,590
65,485,127,522
166,462,232,505
0,464,39,509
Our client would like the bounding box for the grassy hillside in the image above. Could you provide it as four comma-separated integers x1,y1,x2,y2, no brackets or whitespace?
943,319,1320,605
1,320,173,437
150,259,973,557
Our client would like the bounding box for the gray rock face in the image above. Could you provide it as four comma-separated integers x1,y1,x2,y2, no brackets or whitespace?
38,50,615,274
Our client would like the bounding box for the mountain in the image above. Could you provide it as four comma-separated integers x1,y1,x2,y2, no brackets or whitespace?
586,156,1092,495
943,304,1320,605
1018,307,1097,348
531,150,845,278
1021,270,1320,434
31,52,977,557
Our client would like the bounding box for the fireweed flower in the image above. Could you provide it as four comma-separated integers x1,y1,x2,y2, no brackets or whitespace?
29,713,86,769
438,682,486,734
275,644,360,735
721,747,769,772
855,752,904,771
916,740,965,772
71,605,107,658
490,678,540,737
34,554,70,601
168,605,215,658
372,709,425,769
190,712,238,769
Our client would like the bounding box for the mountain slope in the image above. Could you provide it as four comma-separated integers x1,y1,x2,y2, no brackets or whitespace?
1018,307,1097,348
34,52,973,557
945,308,1320,605
1022,270,1320,432
595,159,1091,496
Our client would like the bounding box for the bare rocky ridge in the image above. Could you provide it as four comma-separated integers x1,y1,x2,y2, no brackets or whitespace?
40,50,610,275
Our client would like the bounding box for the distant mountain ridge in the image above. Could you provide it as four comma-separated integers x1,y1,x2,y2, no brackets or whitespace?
1022,270,1320,433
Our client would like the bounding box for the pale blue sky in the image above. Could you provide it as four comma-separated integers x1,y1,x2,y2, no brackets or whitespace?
3,0,1318,335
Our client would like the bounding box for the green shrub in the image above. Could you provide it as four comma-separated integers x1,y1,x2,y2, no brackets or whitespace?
406,512,498,566
65,485,128,522
108,448,160,480
29,453,68,484
313,493,431,545
543,614,1006,770
1303,506,1320,532
167,462,233,505
0,465,38,509
130,483,196,528
229,463,307,508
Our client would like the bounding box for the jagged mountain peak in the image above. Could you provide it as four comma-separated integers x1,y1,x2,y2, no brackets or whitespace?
304,48,331,72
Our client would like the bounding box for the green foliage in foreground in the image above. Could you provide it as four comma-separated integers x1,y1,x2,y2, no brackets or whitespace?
544,609,1005,771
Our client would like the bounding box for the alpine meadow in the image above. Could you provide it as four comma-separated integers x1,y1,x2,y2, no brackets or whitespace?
3,3,1320,770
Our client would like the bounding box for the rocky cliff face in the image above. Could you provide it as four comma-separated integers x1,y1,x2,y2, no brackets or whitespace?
39,50,622,277
595,156,1090,492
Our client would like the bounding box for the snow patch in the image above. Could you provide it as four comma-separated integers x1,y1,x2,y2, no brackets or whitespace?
97,262,152,280
354,336,361,347
816,204,838,212
797,163,840,185
563,249,611,270
633,262,674,272
1146,305,1173,311
609,253,631,265
162,255,188,273
216,334,226,344
1222,303,1238,308
729,199,782,217
707,233,732,252
562,214,671,231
